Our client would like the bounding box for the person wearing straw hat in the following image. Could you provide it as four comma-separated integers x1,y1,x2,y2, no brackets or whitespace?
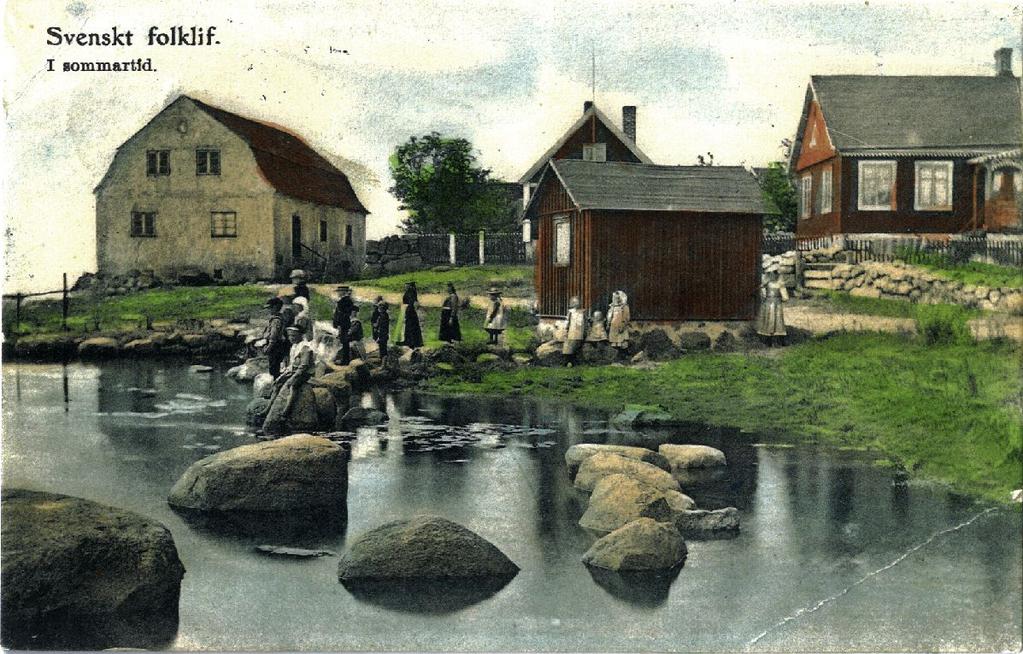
289,269,309,300
484,287,507,345
263,325,316,435
756,264,789,346
332,285,355,363
260,296,288,377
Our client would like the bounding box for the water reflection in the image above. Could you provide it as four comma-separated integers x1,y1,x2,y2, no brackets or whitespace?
173,507,348,547
586,565,684,609
341,575,516,615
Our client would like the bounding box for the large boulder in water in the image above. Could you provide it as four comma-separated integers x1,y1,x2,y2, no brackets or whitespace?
1,488,185,650
226,356,267,382
77,337,120,358
574,453,680,494
337,516,519,581
168,435,347,512
658,444,727,470
565,444,670,477
579,474,694,534
337,406,388,429
581,518,687,572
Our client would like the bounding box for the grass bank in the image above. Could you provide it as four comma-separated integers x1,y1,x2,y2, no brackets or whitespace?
898,252,1023,288
427,333,1022,500
358,265,534,297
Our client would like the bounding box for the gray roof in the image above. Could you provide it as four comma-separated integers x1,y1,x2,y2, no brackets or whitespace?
812,75,1021,151
540,160,768,214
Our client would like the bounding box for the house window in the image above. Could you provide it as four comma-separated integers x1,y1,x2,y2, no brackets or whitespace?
582,143,607,162
196,149,221,175
818,166,833,214
146,150,170,176
211,211,237,238
553,215,571,265
319,219,328,242
344,224,353,247
858,160,896,211
914,161,953,211
800,175,812,219
130,211,157,237
991,167,1022,197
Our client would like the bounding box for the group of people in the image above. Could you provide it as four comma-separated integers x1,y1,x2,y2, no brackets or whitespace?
555,291,632,364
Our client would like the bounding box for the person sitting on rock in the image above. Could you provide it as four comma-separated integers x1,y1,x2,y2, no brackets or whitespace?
262,326,317,436
292,296,313,341
484,287,508,345
561,296,587,365
586,310,609,342
346,305,365,363
290,269,310,300
374,300,390,358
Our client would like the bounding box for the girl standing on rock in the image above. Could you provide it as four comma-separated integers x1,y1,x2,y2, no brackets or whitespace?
395,281,424,348
439,282,462,343
756,265,789,346
484,288,507,345
607,291,631,350
561,296,587,365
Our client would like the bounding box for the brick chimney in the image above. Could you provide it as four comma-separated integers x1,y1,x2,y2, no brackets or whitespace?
583,100,594,113
995,48,1013,77
622,106,637,143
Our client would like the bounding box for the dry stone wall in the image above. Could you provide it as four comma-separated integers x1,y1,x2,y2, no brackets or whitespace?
362,235,426,277
760,250,799,291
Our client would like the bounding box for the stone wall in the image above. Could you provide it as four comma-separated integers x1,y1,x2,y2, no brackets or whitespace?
803,261,1023,313
362,235,426,277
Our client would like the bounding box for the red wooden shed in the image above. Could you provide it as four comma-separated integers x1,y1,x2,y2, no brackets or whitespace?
525,160,767,321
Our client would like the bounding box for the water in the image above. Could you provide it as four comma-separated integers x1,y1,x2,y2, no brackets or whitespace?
3,361,1020,652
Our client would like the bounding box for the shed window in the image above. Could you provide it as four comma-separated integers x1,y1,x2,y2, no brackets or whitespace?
914,161,953,211
345,224,353,247
858,160,896,211
196,149,221,175
130,211,157,237
146,150,170,176
818,166,833,214
211,211,237,237
990,167,1022,198
553,216,571,266
800,175,812,219
582,143,607,162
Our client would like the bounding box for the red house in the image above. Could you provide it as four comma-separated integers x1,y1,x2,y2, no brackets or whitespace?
525,160,767,322
790,48,1022,240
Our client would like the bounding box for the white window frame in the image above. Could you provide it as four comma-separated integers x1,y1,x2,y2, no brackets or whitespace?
553,215,571,266
800,175,812,219
819,166,833,214
857,160,897,211
582,143,607,162
914,161,953,211
989,166,1023,198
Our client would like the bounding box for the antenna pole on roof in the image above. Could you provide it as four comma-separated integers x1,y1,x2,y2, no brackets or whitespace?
591,46,595,102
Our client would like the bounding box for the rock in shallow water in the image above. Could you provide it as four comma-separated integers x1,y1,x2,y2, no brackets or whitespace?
658,444,727,470
574,452,680,494
168,434,347,512
674,507,740,537
582,518,687,571
337,515,519,581
580,474,694,534
565,443,670,476
1,488,185,650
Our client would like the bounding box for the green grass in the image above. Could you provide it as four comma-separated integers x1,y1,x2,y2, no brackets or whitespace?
812,290,982,320
358,265,534,297
897,251,1023,288
426,333,1023,500
6,286,275,336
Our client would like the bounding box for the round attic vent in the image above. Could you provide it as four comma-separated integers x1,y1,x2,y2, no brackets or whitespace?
176,120,188,134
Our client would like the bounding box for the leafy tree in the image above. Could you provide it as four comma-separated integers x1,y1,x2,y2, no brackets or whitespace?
389,132,519,234
759,161,798,232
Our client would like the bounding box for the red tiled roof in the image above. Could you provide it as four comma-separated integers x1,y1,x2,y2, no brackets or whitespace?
189,97,368,214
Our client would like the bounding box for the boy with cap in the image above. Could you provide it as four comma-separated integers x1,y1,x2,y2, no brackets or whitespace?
261,297,288,377
332,285,355,363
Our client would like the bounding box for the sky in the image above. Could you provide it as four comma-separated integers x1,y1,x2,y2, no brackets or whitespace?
2,0,1021,291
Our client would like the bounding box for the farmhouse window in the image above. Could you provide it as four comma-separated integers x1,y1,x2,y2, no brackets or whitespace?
582,143,607,162
130,211,157,237
800,175,812,219
990,167,1022,198
345,224,353,247
319,219,328,242
196,149,221,175
819,167,833,214
211,211,237,237
553,215,571,266
146,150,170,176
914,161,953,211
858,160,896,211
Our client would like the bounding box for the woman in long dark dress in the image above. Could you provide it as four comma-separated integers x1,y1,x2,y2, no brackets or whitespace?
396,281,424,348
438,282,462,343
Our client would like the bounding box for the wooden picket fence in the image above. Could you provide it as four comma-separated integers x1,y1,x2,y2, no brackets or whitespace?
798,234,1023,267
418,232,529,266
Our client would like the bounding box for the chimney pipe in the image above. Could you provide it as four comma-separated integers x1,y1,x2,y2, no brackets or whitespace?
622,106,637,143
995,47,1013,77
583,100,593,113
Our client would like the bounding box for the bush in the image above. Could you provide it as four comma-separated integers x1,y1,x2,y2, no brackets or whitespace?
915,304,973,345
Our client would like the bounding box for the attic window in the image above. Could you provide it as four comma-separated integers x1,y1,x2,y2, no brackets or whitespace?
146,150,170,176
582,143,607,162
809,123,818,148
196,149,221,175
914,161,953,211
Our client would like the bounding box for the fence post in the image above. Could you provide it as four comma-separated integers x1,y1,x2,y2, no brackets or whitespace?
449,233,456,265
62,273,69,332
15,293,22,333
478,230,485,266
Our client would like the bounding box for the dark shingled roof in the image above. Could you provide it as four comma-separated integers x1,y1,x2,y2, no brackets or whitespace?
189,97,368,213
545,160,768,214
812,75,1022,151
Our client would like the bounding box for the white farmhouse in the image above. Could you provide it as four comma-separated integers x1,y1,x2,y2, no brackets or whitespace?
94,95,368,282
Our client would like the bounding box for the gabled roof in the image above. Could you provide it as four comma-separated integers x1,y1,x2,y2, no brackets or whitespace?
527,160,769,215
517,105,652,184
791,75,1021,167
